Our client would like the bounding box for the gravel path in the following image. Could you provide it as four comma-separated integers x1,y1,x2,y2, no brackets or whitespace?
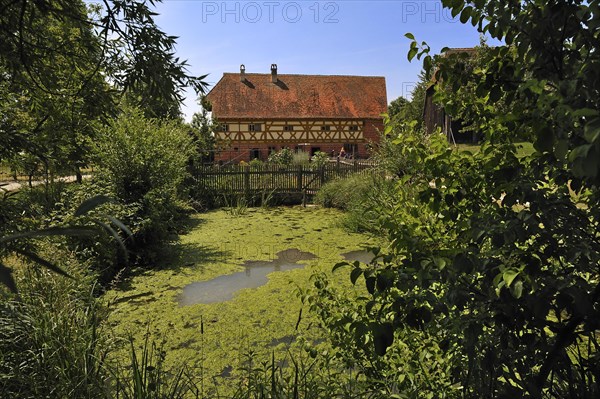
0,175,90,192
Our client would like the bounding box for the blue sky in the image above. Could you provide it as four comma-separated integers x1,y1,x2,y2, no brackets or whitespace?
153,0,491,120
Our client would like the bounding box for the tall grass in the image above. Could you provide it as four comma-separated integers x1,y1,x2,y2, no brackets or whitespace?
0,249,111,398
112,335,198,399
314,174,396,234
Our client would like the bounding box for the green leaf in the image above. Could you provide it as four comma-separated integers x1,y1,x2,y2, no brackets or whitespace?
376,271,394,291
93,220,129,263
74,195,115,216
0,226,98,244
372,322,394,356
554,140,569,160
404,33,415,40
365,276,376,294
534,126,555,153
451,1,464,18
568,144,592,162
333,261,350,272
13,248,72,279
583,147,599,178
510,280,523,299
423,55,432,73
0,263,18,293
460,6,472,23
489,85,502,103
573,108,599,117
108,216,133,238
502,268,520,287
408,47,418,62
433,256,447,270
350,267,363,285
583,117,600,143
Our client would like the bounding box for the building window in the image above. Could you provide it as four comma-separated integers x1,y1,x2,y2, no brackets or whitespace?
268,146,277,155
343,143,358,155
284,125,294,131
349,125,359,131
321,125,331,131
249,123,262,132
221,124,229,132
250,148,261,160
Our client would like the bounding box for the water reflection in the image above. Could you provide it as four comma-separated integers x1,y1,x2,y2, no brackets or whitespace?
178,249,316,305
341,250,377,264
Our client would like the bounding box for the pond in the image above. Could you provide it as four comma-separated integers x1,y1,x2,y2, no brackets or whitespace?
105,207,375,396
178,249,317,305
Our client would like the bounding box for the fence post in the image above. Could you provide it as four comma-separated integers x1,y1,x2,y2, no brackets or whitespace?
244,165,250,195
297,165,303,191
319,166,325,187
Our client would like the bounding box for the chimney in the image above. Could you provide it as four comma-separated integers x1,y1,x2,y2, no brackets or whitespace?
271,64,278,83
240,64,246,82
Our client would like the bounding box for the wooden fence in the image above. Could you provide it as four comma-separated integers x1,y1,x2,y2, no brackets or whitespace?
191,160,376,195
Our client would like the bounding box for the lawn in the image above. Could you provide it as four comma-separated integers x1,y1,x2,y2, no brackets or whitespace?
455,141,535,158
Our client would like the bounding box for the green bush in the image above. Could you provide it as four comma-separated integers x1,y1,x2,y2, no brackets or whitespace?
315,173,395,234
248,158,263,168
291,150,310,166
373,118,430,177
314,174,368,210
310,151,329,168
268,148,293,165
93,106,194,256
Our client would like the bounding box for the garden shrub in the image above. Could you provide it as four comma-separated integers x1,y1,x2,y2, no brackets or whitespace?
93,106,194,259
248,158,263,168
291,150,310,166
314,174,373,210
310,151,329,168
315,173,398,234
268,148,293,165
373,118,431,177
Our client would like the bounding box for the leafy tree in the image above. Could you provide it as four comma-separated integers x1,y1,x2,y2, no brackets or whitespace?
0,2,110,180
189,96,217,165
387,71,430,131
314,1,600,398
0,0,207,179
405,70,430,130
387,96,409,119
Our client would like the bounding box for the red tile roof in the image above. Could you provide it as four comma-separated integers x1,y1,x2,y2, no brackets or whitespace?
206,72,387,119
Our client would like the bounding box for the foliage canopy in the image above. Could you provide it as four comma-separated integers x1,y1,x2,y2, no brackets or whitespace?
312,1,600,398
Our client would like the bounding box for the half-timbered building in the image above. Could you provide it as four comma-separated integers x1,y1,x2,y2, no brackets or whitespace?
206,65,387,162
